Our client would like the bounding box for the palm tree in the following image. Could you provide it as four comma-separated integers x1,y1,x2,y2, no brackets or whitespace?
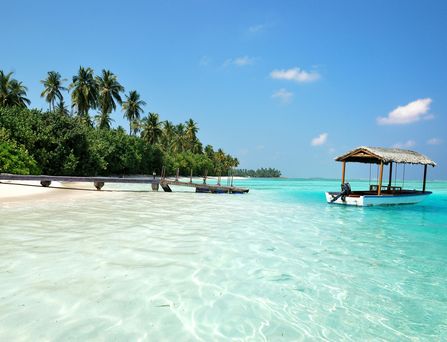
161,120,176,151
0,71,30,108
185,118,199,152
55,99,70,116
8,80,30,108
96,69,124,129
0,70,11,106
95,111,115,129
70,66,98,124
141,112,163,144
122,90,146,135
192,140,203,154
131,118,141,136
40,71,67,111
172,123,187,153
204,145,215,159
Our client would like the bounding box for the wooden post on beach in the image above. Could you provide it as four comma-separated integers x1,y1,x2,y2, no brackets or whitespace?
203,169,208,184
341,161,346,186
388,162,393,190
94,181,104,190
378,161,384,196
176,168,179,181
40,180,51,187
422,165,428,192
152,171,159,191
190,168,193,183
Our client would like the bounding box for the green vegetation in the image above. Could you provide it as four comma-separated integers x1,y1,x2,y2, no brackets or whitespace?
0,68,240,176
41,71,67,112
0,128,40,175
233,168,282,178
0,71,30,107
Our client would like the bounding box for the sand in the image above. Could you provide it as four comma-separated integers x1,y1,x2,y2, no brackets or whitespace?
0,176,248,204
0,180,102,204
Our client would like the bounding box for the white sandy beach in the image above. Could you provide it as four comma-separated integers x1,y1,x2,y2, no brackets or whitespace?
0,180,102,203
0,176,248,203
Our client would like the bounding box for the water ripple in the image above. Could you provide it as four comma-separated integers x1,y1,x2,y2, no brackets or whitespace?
1,180,447,340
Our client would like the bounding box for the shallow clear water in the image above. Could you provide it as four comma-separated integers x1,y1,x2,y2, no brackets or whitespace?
1,179,447,340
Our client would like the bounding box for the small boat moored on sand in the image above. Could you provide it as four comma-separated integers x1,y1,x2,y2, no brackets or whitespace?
326,146,436,206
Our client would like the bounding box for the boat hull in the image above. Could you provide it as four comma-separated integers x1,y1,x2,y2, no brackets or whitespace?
325,191,432,206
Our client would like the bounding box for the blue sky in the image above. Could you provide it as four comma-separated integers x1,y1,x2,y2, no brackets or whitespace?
2,0,446,179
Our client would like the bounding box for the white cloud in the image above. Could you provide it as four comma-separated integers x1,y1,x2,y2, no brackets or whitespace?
248,24,264,33
311,133,328,146
270,67,320,83
234,56,255,66
427,137,442,145
377,98,433,125
223,56,255,67
272,88,293,104
392,140,416,149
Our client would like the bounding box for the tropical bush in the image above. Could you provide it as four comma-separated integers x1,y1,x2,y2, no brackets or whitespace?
0,129,40,174
233,168,282,178
0,68,243,177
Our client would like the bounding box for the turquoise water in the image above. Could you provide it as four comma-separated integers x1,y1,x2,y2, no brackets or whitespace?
1,179,447,340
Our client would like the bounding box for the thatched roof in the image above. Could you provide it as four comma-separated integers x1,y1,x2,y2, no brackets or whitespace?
335,146,436,166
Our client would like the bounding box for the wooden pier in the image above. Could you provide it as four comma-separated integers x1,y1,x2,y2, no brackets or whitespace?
160,179,249,194
0,173,249,194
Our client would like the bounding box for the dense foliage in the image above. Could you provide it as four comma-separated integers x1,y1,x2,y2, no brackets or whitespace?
0,71,239,176
0,68,281,177
0,106,238,176
233,168,282,178
0,128,40,175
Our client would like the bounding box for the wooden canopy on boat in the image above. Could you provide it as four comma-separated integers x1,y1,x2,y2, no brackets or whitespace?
335,146,436,166
334,146,436,195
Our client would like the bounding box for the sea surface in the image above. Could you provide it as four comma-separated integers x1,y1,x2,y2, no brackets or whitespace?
1,178,447,341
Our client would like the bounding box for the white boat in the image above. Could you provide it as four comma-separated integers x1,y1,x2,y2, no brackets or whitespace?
326,146,436,206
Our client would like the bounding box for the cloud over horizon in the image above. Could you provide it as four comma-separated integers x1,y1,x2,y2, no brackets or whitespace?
270,67,320,83
377,98,433,125
311,133,328,146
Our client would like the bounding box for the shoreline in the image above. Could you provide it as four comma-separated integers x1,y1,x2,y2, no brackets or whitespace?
0,180,106,204
0,176,248,204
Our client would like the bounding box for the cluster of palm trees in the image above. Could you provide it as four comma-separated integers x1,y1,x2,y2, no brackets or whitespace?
141,115,202,153
0,67,150,134
46,67,148,132
0,67,203,153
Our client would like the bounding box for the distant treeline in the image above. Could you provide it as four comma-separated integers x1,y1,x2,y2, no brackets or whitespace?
233,168,281,178
0,68,239,176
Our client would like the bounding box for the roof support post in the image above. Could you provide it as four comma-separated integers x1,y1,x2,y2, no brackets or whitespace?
341,161,346,186
388,162,393,190
422,165,428,192
377,161,384,196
